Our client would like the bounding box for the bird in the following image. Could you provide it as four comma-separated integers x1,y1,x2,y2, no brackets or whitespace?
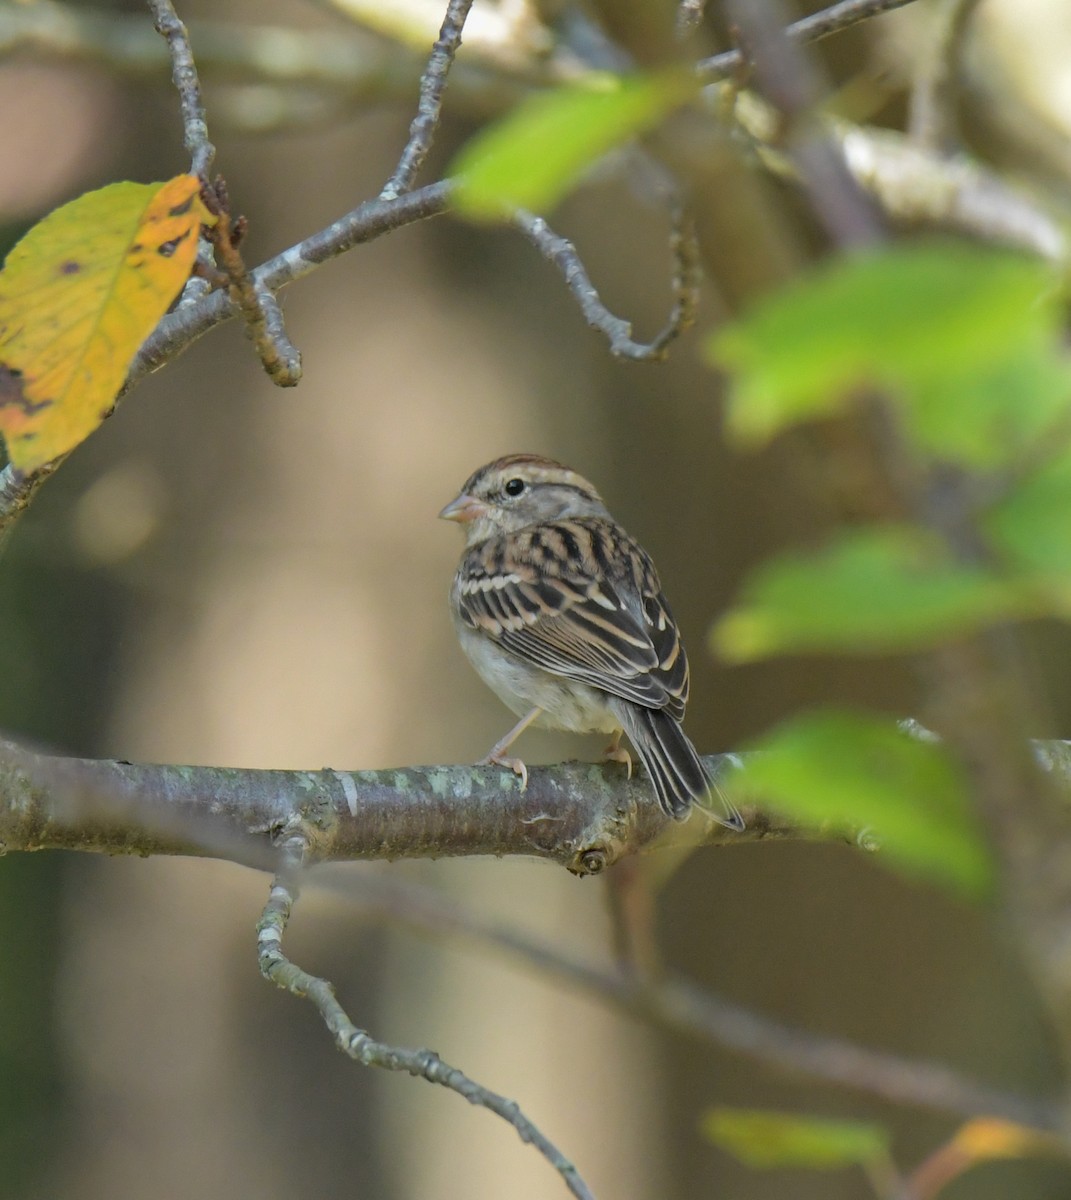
439,453,743,828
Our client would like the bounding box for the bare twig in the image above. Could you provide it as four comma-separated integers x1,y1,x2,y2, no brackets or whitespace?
907,0,984,152
724,89,1068,260
146,0,214,177
0,182,450,532
697,0,923,83
201,179,302,386
381,0,475,200
131,180,451,384
513,204,700,361
258,860,597,1200
334,872,1064,1131
0,76,1062,532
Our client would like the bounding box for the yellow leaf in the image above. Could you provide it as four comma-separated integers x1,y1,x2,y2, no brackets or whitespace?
0,175,214,472
949,1117,1060,1161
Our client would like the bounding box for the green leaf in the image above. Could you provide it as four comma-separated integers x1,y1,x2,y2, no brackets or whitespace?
701,1107,891,1170
709,241,1061,460
907,336,1071,468
728,710,993,898
713,525,1022,660
986,453,1071,602
448,70,697,220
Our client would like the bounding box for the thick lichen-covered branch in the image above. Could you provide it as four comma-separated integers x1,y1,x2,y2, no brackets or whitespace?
0,733,813,874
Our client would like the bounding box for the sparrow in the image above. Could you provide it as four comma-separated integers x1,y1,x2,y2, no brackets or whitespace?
439,454,743,828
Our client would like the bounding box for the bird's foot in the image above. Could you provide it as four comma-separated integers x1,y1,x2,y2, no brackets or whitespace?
602,734,633,779
480,752,529,791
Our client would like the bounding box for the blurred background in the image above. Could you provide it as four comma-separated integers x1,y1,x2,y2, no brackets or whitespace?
0,0,1070,1196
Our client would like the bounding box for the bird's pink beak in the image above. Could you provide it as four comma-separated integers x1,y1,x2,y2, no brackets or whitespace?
438,492,489,523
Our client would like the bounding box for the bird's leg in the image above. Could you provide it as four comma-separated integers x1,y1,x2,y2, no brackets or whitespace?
480,707,542,790
602,728,633,779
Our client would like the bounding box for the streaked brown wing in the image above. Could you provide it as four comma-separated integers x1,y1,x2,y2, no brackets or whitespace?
455,518,688,718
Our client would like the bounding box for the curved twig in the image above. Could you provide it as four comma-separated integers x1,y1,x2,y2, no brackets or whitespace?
258,858,596,1200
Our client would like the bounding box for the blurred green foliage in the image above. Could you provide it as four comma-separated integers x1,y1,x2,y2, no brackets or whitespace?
448,69,696,218
727,709,993,899
701,1106,891,1172
710,242,1066,466
712,525,1024,659
707,238,1069,908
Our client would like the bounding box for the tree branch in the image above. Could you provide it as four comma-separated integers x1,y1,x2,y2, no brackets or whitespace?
334,872,1064,1131
0,733,814,872
147,0,214,177
907,0,984,152
1,0,1062,537
258,859,596,1200
513,200,700,362
697,0,923,82
381,0,474,199
7,725,1071,869
2,719,1063,1135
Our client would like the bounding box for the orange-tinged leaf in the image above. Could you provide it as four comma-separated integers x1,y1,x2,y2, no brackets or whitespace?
0,175,214,472
908,1118,1065,1199
949,1117,1060,1161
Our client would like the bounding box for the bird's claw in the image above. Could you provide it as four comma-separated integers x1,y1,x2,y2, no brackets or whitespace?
602,737,633,779
481,752,529,791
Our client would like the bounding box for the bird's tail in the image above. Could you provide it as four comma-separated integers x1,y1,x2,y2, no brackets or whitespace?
615,704,744,829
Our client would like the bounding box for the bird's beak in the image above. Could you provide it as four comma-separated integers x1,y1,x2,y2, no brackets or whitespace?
438,492,488,523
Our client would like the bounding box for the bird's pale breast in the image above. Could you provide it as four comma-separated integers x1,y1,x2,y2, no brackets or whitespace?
451,604,620,735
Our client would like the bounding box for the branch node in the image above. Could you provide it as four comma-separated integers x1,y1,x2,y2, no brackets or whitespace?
574,846,609,876
201,178,304,387
381,0,475,200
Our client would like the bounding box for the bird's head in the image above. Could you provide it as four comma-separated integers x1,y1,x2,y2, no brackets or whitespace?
439,454,609,543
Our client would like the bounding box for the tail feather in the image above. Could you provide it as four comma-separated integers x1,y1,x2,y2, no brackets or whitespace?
614,703,744,829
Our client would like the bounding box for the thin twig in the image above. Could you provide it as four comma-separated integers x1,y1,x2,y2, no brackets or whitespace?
907,0,984,152
258,860,597,1200
202,179,302,386
0,183,450,532
131,180,452,385
514,206,699,361
146,0,214,178
0,111,1064,531
331,872,1063,1131
381,0,475,200
698,0,922,82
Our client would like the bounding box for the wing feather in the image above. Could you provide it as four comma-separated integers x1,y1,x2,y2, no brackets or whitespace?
455,518,689,718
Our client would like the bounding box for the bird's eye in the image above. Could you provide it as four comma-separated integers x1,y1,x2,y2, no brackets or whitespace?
504,478,526,497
